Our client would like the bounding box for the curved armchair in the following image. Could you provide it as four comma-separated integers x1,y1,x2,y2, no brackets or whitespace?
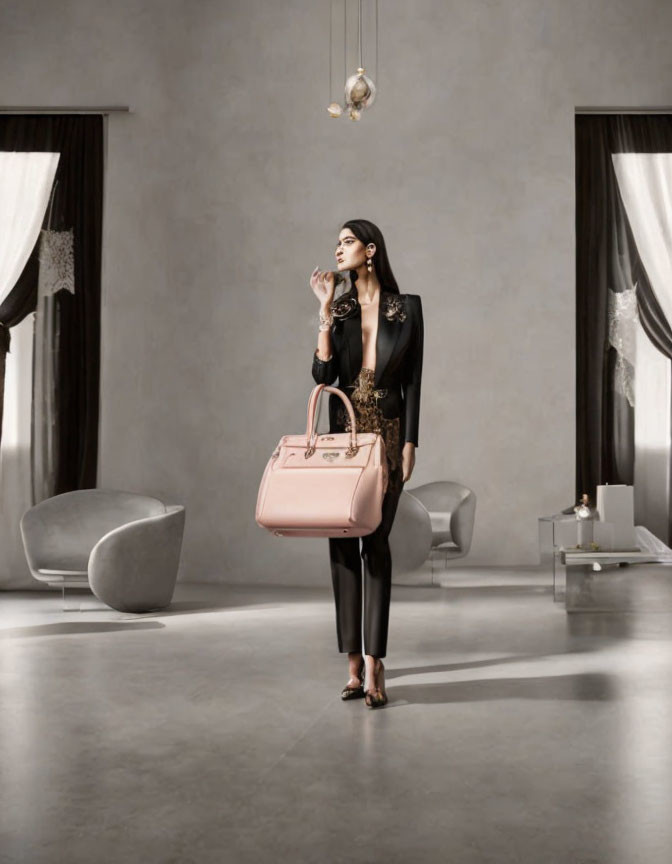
389,491,433,573
409,481,476,570
390,481,476,584
20,490,185,612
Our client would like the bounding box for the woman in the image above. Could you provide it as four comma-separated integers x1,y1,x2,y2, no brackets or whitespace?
310,219,424,709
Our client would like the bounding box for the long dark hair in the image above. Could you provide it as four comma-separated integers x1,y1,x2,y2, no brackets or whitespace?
341,218,400,296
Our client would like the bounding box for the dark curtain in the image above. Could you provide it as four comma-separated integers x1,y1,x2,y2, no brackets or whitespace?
0,115,103,491
576,115,672,539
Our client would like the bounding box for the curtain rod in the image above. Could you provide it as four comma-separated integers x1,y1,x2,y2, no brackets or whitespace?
0,106,131,114
576,106,672,115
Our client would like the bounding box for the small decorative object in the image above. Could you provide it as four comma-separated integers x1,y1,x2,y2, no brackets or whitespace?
331,291,360,321
574,492,596,549
345,67,376,117
383,294,407,323
327,1,378,122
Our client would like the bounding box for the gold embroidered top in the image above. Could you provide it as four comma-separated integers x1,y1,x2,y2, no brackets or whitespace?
336,367,401,473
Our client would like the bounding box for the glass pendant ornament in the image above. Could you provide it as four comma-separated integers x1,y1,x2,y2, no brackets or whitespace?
327,0,378,122
344,66,376,112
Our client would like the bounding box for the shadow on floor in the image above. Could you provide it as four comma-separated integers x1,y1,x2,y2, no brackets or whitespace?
387,672,617,707
392,584,553,600
0,621,166,638
387,648,595,680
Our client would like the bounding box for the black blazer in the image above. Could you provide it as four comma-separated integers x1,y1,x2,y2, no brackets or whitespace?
311,289,424,448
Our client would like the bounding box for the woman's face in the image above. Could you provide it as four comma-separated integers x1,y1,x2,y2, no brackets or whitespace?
335,229,373,271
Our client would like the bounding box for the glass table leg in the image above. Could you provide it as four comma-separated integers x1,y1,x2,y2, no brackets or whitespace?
61,585,94,611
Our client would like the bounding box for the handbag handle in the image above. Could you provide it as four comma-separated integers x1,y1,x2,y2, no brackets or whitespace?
304,384,359,457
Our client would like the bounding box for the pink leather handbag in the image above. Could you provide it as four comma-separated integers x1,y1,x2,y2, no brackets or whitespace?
255,384,388,537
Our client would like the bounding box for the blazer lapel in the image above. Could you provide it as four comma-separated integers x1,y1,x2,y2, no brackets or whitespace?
374,293,402,387
341,290,403,386
340,310,359,385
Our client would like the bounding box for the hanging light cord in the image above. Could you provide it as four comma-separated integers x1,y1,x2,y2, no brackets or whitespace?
358,0,362,68
330,0,335,102
344,0,347,82
375,0,378,84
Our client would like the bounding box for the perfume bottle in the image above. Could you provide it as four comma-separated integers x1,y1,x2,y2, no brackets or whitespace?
574,493,596,549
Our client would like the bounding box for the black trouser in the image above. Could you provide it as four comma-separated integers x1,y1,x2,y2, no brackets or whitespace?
328,463,405,659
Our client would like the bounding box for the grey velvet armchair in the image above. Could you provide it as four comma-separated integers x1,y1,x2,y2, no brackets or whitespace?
20,489,186,612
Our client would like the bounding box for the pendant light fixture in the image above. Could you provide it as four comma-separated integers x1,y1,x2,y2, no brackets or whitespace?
327,0,378,122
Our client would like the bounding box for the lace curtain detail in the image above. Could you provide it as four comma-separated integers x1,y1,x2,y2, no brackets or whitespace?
38,228,75,297
608,284,638,407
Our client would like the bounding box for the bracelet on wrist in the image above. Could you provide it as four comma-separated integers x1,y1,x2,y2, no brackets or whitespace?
319,308,333,328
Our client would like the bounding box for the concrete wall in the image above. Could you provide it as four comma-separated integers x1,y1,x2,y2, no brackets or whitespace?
2,0,672,583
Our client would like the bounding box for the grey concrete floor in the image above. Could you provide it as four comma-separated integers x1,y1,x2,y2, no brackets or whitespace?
1,571,672,864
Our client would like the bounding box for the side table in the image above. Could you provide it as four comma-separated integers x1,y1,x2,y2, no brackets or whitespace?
538,512,576,602
559,526,672,612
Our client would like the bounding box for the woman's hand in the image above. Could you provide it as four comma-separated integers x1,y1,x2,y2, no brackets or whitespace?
310,267,336,308
402,442,416,483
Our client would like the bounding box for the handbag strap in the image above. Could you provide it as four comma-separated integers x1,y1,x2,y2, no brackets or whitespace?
305,384,325,438
305,384,359,451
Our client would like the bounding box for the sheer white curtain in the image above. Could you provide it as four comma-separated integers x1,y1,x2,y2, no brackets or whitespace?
633,320,670,540
0,152,60,304
613,153,672,539
0,151,59,589
0,316,37,587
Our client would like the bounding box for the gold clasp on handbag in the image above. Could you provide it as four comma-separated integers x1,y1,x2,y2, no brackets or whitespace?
305,444,316,458
345,444,359,458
